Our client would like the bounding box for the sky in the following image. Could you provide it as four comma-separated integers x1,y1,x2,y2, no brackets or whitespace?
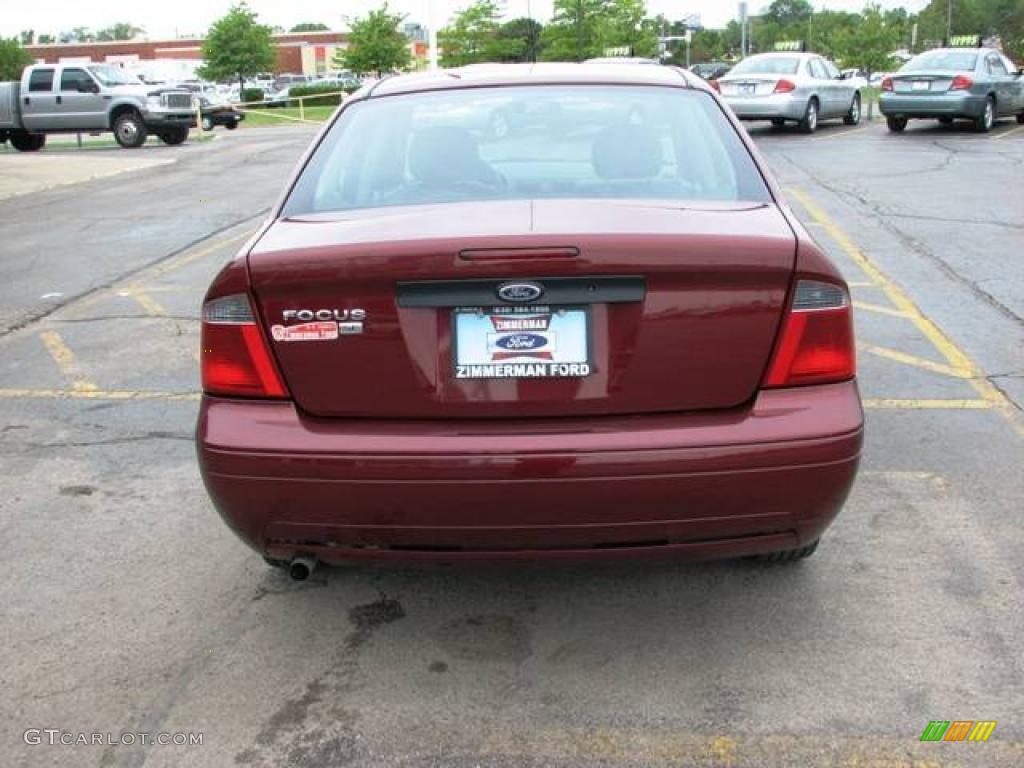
1,1,931,40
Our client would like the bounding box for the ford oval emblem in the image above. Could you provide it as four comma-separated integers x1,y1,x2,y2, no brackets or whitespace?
497,282,544,303
496,333,546,351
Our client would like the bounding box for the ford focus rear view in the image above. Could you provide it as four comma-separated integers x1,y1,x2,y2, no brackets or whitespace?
196,64,863,578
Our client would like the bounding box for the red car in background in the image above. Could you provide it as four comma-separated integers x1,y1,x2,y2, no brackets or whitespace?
197,64,862,580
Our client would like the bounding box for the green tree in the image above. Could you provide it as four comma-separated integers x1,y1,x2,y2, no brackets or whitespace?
38,34,55,45
837,4,901,117
335,5,411,77
0,37,33,80
764,0,814,28
198,3,276,93
597,0,659,58
497,18,544,62
541,0,608,61
19,30,34,45
96,23,144,42
290,23,330,33
440,1,531,66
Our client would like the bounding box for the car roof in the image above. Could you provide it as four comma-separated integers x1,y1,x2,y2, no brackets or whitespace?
366,63,704,97
743,51,817,60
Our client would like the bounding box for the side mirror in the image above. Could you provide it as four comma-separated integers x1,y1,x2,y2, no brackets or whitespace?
79,82,99,94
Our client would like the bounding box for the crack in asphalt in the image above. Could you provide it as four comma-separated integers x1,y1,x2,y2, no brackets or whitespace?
0,210,268,339
777,149,1023,327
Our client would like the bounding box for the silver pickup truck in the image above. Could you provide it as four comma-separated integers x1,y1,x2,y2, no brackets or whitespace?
0,63,194,151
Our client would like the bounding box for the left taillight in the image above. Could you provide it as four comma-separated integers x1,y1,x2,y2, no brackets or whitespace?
763,279,856,388
201,293,288,398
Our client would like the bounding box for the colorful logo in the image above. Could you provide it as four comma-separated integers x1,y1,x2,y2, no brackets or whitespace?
487,315,554,361
920,721,997,742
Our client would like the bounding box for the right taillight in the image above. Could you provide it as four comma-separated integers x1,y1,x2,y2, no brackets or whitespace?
774,79,796,93
950,74,973,91
763,280,855,388
881,76,893,92
201,293,288,398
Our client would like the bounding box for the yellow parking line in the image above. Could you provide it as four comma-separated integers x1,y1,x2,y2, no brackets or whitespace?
39,331,98,392
123,285,167,316
787,186,1024,437
0,388,198,401
74,230,251,312
859,343,970,378
863,398,992,409
853,301,911,318
994,123,1024,140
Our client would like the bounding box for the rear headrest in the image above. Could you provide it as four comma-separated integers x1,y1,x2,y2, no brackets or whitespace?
408,126,487,185
592,124,663,180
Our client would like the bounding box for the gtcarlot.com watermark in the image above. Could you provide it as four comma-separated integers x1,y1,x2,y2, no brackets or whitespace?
24,729,203,747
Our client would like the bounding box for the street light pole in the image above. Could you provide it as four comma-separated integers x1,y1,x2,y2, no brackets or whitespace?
426,0,439,70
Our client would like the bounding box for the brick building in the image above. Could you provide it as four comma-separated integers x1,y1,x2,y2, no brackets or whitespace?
25,30,350,76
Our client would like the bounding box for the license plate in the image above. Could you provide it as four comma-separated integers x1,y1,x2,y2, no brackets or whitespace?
453,306,592,379
912,80,930,91
741,83,756,95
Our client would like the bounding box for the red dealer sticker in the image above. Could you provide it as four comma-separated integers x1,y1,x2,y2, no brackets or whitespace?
270,321,339,342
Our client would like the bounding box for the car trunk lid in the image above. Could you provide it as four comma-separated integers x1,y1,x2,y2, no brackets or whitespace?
248,199,796,419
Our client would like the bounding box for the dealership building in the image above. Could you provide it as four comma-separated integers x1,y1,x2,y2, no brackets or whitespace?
24,30,351,80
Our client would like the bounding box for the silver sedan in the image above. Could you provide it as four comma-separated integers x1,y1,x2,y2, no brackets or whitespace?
716,52,862,133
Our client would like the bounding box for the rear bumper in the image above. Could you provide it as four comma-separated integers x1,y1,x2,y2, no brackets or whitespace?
879,92,986,118
197,381,863,563
722,93,806,120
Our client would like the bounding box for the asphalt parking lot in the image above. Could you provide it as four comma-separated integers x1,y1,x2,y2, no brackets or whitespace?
2,118,1022,768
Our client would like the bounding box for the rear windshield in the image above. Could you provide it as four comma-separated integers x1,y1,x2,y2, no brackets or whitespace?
728,56,801,75
903,51,978,72
282,85,771,216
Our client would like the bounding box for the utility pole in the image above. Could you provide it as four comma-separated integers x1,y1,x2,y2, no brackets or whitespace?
427,0,438,70
739,2,748,57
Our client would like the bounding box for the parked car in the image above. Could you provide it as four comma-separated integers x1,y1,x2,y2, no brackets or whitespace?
196,63,862,580
272,73,311,92
690,61,732,81
263,87,291,108
879,47,1024,133
197,96,244,131
714,52,863,132
0,63,193,150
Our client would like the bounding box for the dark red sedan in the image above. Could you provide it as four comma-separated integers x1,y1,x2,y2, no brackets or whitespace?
197,64,862,580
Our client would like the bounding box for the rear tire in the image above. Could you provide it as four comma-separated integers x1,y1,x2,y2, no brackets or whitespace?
798,98,818,133
843,93,861,125
158,126,188,145
226,121,239,130
886,116,908,133
201,116,214,131
1017,112,1024,124
973,96,994,133
755,539,820,563
113,111,147,148
10,131,46,151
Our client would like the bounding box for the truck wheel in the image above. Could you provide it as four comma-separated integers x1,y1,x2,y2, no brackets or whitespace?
159,127,189,145
201,116,214,132
10,131,46,152
225,121,239,130
113,112,147,148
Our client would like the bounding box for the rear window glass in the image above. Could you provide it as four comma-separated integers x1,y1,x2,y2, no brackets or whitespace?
903,51,978,72
728,56,801,75
283,85,771,216
28,69,54,92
